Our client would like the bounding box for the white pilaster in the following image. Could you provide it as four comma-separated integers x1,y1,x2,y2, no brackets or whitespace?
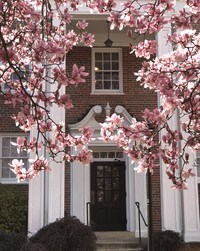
182,161,200,241
181,116,200,241
157,24,182,232
133,167,148,236
47,108,65,223
28,173,44,234
70,155,88,224
28,127,45,235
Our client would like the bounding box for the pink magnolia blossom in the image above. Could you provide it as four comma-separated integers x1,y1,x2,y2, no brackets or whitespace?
0,0,198,189
131,40,157,59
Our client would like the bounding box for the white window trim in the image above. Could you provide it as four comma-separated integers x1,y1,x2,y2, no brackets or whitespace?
91,48,124,95
0,134,29,184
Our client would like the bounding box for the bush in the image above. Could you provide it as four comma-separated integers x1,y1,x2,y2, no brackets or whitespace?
20,242,47,251
153,230,183,251
29,216,97,251
0,186,28,233
0,231,27,251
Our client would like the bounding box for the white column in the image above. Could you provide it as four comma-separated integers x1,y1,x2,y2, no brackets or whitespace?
180,116,200,241
70,153,89,224
28,128,45,235
134,169,148,236
47,100,65,223
157,24,182,232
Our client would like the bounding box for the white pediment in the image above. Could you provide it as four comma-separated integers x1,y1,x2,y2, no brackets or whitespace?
69,104,132,133
69,105,102,131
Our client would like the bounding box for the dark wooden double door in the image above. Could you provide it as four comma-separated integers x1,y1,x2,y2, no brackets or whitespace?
90,162,126,231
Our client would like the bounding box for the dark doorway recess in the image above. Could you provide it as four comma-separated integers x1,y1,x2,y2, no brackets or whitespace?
90,162,126,231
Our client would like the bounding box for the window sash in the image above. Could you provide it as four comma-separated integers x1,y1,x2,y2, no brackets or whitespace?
92,48,123,94
0,136,28,180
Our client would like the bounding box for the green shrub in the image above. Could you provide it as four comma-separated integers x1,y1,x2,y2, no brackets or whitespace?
20,242,47,251
30,216,97,251
0,186,28,233
0,231,27,251
153,230,183,251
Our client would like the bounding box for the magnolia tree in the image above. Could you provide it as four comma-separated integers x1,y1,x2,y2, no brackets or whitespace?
0,0,199,189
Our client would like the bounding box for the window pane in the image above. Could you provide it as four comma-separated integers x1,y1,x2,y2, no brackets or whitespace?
104,81,111,89
10,170,16,178
112,72,119,80
104,62,110,70
105,191,111,202
97,178,104,189
116,152,123,158
112,166,119,177
95,72,102,80
113,191,119,204
19,150,28,158
100,152,107,158
95,81,102,89
112,53,119,60
95,53,102,60
104,53,110,60
105,178,111,189
97,190,104,202
2,168,9,178
108,152,115,158
93,152,100,158
2,138,10,147
23,159,28,168
2,147,10,157
104,72,110,80
113,178,119,189
11,146,18,157
112,62,119,70
97,166,103,177
95,62,102,71
112,81,119,90
2,158,10,168
105,166,111,177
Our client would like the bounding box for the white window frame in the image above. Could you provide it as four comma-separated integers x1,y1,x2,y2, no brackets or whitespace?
91,48,123,95
0,134,29,184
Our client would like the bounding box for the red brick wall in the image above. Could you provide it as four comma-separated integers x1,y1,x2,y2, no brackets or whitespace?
65,46,161,231
0,95,21,132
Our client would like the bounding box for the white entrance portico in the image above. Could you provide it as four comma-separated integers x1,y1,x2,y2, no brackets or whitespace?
69,105,148,236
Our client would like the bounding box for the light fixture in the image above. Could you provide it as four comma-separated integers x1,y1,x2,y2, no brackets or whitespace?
104,21,113,47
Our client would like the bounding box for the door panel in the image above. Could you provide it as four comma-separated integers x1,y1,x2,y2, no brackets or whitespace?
90,162,126,231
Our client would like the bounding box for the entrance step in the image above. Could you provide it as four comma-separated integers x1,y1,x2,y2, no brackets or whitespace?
96,232,146,251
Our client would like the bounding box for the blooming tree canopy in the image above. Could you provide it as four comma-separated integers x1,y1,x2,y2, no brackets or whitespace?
0,0,199,189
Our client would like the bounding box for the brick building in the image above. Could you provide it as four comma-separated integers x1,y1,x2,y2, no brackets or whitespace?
0,1,200,242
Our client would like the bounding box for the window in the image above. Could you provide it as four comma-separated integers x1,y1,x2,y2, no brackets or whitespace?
0,135,28,183
92,48,123,94
90,146,124,161
1,65,31,92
